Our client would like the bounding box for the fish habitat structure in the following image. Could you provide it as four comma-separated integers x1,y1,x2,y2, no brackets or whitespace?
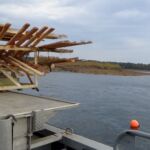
0,23,91,91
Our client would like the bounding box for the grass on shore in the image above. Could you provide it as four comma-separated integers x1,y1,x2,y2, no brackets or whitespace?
55,60,150,76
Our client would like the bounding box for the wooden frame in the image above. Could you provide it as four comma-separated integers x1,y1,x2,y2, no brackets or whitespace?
0,23,92,91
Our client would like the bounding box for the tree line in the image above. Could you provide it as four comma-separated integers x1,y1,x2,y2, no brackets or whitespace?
113,62,150,71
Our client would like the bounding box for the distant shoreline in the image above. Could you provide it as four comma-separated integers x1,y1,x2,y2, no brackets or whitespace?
55,69,150,76
54,61,150,76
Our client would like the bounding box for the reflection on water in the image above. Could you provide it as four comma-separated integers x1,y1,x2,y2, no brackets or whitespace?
22,72,150,146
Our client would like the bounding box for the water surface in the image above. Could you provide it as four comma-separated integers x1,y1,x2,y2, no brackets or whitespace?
23,72,150,146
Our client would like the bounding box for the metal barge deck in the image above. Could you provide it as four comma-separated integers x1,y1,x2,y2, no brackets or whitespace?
0,92,78,117
0,92,112,150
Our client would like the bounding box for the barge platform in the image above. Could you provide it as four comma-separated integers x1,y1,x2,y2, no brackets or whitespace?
0,92,112,150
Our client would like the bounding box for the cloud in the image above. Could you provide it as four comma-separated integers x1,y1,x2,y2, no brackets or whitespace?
0,0,88,21
125,38,149,49
0,0,150,63
114,9,149,18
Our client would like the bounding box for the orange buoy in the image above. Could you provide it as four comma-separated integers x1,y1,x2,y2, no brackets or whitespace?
130,120,140,130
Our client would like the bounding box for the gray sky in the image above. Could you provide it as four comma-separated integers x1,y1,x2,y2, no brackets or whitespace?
0,0,150,63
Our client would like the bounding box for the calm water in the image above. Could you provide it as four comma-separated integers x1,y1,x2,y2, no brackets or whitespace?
23,72,150,146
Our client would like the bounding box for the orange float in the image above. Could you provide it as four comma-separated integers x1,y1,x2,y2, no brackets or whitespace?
130,120,140,130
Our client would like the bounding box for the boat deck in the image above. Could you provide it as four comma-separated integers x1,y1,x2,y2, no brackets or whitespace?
0,92,78,118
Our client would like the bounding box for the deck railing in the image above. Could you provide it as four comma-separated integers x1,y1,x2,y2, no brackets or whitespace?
114,130,150,150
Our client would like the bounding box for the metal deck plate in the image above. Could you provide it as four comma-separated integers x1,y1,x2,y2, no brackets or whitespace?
0,92,79,117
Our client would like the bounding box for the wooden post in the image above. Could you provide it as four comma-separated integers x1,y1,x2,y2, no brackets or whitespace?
34,51,38,86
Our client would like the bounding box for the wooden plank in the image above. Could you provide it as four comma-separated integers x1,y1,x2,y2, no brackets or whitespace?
9,56,44,76
16,26,48,58
0,25,4,32
46,33,67,39
7,23,30,45
0,84,37,91
0,77,14,86
0,45,36,51
8,59,34,75
0,70,21,87
0,23,66,41
0,23,11,39
39,40,70,48
23,26,48,47
16,27,38,46
5,27,66,40
4,65,22,76
39,48,73,53
31,28,55,47
39,41,92,49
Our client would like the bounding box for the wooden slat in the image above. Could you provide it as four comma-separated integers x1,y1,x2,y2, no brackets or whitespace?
46,33,67,39
5,27,66,40
39,48,73,53
4,65,22,76
9,56,44,76
0,25,4,32
15,27,46,58
0,45,36,51
0,84,37,91
23,26,48,47
7,23,30,45
0,70,21,87
39,40,69,48
8,59,34,75
0,23,11,39
16,27,38,46
39,41,92,49
31,28,55,47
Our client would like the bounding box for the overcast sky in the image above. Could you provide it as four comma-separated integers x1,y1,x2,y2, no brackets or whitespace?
0,0,150,63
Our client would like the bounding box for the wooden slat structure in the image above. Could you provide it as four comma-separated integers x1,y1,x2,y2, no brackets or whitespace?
0,23,92,91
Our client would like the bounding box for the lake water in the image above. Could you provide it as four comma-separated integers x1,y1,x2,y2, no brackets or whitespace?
23,72,150,146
